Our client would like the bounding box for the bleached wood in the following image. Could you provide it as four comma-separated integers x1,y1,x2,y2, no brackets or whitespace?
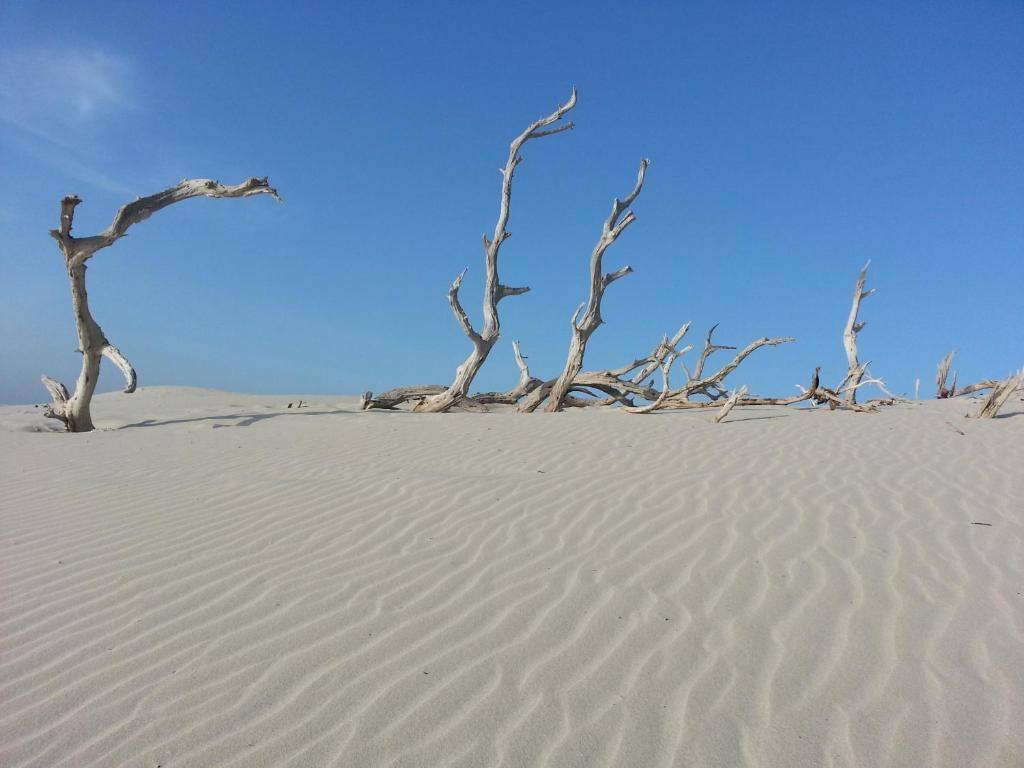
936,351,956,398
41,178,280,431
414,90,577,413
360,385,447,410
970,370,1023,419
934,351,999,399
713,385,748,423
541,159,650,413
621,338,678,414
667,335,795,402
841,262,875,405
475,341,543,405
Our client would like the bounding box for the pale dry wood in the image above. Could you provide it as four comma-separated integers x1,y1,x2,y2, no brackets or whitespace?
360,385,447,410
841,261,875,405
412,90,577,413
621,334,683,414
475,341,543,405
41,178,280,431
630,323,692,384
540,158,650,413
936,351,957,398
935,350,999,399
713,385,748,423
970,370,1023,419
665,334,795,403
362,342,542,409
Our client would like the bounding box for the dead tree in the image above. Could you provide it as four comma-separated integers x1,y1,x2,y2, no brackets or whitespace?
661,328,795,406
523,323,796,412
970,370,1023,419
935,351,999,398
41,178,281,432
840,261,874,405
522,159,649,413
409,90,577,413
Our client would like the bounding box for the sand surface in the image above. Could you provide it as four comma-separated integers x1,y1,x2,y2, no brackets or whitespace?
1,387,1022,767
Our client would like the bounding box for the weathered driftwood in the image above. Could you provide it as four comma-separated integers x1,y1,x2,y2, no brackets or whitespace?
410,90,577,413
360,385,446,410
520,323,796,413
475,341,543,405
41,178,280,431
620,334,687,414
841,262,875,405
531,158,649,413
935,351,957,398
935,351,999,398
712,385,748,423
970,370,1023,419
662,331,795,405
360,341,543,410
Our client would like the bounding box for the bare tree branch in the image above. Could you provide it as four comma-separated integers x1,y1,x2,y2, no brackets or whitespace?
935,350,1000,398
41,177,280,431
475,340,544,404
534,158,650,413
841,261,875,404
413,89,577,412
713,385,749,423
970,370,1023,419
622,337,677,414
101,344,137,393
667,335,795,402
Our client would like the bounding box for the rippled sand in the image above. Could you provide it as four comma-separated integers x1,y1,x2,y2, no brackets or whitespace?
1,387,1022,767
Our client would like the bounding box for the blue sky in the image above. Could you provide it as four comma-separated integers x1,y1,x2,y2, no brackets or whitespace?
1,1,1021,405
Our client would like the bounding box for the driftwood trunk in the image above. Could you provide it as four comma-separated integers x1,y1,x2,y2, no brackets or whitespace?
528,159,648,413
842,262,874,405
412,91,577,412
42,178,280,431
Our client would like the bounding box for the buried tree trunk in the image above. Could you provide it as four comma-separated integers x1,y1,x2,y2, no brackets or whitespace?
41,178,281,432
411,90,577,413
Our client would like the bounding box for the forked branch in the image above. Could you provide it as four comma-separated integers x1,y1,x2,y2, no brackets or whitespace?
526,158,650,413
41,177,280,431
412,89,577,413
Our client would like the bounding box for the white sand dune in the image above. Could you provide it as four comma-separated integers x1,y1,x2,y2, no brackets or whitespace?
1,387,1022,767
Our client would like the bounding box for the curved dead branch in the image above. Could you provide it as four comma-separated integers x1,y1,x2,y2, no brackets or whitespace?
41,178,280,431
412,89,577,413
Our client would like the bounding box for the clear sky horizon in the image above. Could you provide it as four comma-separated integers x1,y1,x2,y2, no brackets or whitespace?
1,2,1021,406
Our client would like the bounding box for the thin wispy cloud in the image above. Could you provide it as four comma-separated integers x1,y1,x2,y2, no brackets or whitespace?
0,47,136,139
0,46,138,192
